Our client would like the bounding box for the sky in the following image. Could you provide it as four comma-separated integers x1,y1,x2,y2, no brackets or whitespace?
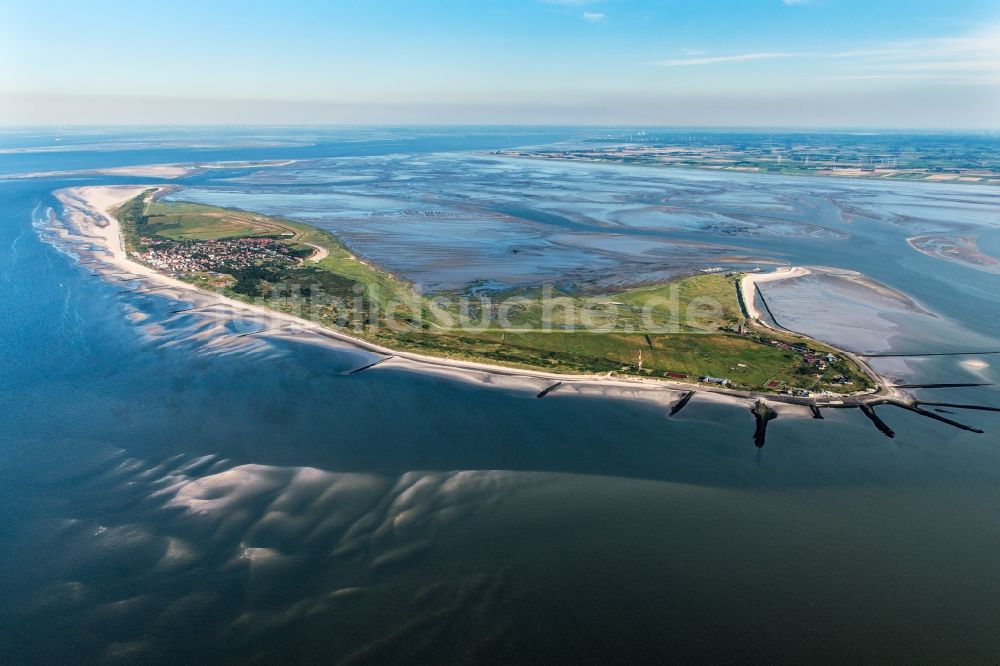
1,0,998,127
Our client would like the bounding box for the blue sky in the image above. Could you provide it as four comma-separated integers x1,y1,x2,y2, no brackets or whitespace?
1,0,997,126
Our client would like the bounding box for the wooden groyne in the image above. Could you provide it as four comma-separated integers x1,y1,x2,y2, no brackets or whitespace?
346,356,393,375
891,383,992,389
846,398,990,438
170,304,219,314
859,351,1000,358
668,391,695,417
119,285,171,295
916,402,1000,413
860,404,895,438
809,405,823,419
900,404,984,434
235,324,293,339
536,382,563,398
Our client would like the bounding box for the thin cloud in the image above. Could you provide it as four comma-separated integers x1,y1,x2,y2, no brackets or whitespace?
879,59,1000,72
821,73,1000,85
651,52,799,67
650,25,1000,79
582,11,606,22
821,74,950,81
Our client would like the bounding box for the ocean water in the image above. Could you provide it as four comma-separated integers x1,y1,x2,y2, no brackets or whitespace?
2,128,1000,663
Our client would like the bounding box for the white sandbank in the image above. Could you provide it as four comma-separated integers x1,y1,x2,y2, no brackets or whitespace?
739,266,811,320
7,164,195,181
6,159,298,181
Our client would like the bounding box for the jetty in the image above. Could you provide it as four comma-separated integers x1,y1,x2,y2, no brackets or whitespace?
536,382,563,398
669,391,695,417
346,356,393,375
751,400,777,448
860,404,895,438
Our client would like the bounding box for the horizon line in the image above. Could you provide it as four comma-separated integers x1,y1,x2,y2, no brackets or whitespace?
1,123,998,133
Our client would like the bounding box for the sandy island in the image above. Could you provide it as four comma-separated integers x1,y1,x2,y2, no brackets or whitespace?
907,234,1000,275
5,159,298,182
51,185,904,412
8,164,195,181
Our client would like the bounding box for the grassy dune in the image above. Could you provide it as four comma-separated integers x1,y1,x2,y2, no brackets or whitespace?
142,201,283,241
611,274,745,330
381,329,865,392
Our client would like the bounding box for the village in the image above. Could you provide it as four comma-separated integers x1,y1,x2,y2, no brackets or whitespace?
132,236,302,274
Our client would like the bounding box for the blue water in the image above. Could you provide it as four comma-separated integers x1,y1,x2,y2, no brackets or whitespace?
2,128,1000,663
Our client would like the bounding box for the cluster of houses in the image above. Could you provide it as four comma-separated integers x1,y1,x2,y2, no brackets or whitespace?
803,352,839,371
133,236,296,274
691,340,852,392
763,338,839,369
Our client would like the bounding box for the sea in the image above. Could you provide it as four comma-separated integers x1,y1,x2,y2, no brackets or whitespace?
2,127,1000,663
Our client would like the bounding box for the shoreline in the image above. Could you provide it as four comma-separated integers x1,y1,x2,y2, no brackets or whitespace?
737,266,890,400
53,184,905,411
495,153,1000,188
907,234,1000,275
4,159,300,181
738,266,811,321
